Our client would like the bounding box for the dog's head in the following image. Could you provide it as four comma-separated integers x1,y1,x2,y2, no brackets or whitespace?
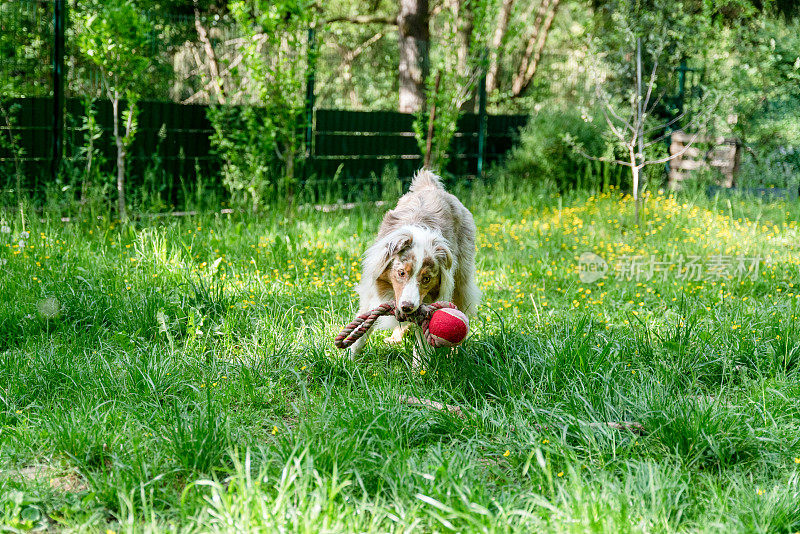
363,226,454,314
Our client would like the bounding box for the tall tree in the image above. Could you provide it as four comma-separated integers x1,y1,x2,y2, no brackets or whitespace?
485,0,514,93
398,0,431,112
75,0,155,220
326,0,432,112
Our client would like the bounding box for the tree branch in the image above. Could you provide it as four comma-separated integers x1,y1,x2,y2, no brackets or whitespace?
346,31,385,61
603,108,627,142
644,109,685,136
324,14,398,25
512,0,561,96
399,395,464,417
643,95,718,148
181,52,245,105
598,91,635,134
589,421,646,434
194,2,226,104
644,89,665,117
511,0,549,93
486,0,515,93
515,0,560,96
571,144,631,167
643,129,705,165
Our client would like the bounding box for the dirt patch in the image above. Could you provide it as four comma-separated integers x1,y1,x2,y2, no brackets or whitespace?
15,464,89,493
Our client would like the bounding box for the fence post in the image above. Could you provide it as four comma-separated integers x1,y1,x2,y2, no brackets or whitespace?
666,59,691,177
52,0,66,184
476,50,488,180
304,27,316,167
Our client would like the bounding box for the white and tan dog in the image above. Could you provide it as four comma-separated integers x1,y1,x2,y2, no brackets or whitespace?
350,169,480,365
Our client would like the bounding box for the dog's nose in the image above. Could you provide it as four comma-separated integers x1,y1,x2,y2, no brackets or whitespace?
400,301,416,314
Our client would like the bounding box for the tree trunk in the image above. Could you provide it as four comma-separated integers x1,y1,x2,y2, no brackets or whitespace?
80,123,92,213
631,144,640,224
398,0,430,113
634,38,644,224
454,0,475,111
112,90,127,221
486,0,514,94
194,1,226,104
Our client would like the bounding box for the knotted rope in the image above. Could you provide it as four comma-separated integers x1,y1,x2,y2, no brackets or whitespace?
335,301,459,349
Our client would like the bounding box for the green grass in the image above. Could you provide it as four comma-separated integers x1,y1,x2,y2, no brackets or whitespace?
1,185,799,532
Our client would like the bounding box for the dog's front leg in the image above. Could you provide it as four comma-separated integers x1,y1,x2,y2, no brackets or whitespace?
348,314,397,358
348,332,370,359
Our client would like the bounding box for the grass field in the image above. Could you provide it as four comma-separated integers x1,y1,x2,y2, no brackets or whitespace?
1,185,799,532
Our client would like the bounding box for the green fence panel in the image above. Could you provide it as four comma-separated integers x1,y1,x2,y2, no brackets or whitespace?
3,98,527,199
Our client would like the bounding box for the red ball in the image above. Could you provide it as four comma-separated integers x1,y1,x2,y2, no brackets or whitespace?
428,308,469,347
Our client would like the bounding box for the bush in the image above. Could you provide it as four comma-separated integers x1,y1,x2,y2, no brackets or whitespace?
500,107,607,192
737,145,800,191
208,105,278,211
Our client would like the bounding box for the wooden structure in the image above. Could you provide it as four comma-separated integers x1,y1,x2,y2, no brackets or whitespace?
669,131,741,189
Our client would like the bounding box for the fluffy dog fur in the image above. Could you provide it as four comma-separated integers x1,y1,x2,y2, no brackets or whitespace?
349,169,480,362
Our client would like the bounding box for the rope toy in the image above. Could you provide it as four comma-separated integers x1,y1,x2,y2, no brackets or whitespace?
335,301,469,349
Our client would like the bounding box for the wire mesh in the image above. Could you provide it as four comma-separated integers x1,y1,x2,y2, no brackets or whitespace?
1,0,54,97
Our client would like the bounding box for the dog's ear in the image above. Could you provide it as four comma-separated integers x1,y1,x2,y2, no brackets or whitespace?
433,240,453,270
361,228,413,284
433,239,455,301
386,230,413,256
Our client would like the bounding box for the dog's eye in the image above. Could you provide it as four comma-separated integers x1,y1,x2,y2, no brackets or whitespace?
422,276,431,284
398,269,406,278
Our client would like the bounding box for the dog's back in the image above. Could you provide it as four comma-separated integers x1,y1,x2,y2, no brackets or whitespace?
378,170,471,243
378,170,480,314
407,168,444,193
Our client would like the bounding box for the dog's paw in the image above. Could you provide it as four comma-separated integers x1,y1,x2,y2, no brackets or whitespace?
385,331,405,345
385,324,409,346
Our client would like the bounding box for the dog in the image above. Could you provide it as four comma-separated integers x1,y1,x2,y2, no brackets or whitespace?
349,169,480,367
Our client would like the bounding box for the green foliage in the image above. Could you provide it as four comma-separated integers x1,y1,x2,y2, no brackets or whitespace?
414,0,496,171
718,17,800,149
0,96,24,207
207,105,282,210
2,189,800,530
412,73,463,172
204,0,315,210
737,146,800,190
501,106,608,191
137,124,170,212
414,4,479,170
74,0,156,96
0,1,54,98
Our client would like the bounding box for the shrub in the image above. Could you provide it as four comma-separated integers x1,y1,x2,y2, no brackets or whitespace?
500,107,607,192
737,145,800,191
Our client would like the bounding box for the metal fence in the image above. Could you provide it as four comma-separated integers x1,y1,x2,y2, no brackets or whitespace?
312,109,527,180
0,0,540,204
1,97,528,200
